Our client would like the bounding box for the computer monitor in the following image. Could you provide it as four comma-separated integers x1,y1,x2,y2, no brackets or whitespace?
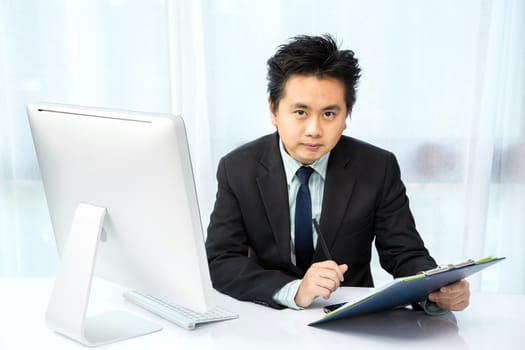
28,103,215,346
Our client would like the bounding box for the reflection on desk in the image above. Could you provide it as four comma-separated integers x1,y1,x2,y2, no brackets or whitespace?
315,308,458,338
314,308,467,349
0,278,524,350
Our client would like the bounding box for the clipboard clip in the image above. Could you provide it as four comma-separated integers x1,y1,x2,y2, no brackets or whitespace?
422,259,475,276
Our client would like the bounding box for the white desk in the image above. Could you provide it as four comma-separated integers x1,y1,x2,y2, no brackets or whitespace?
1,278,524,349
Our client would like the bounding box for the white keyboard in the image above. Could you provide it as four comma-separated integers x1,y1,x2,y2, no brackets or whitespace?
123,290,238,330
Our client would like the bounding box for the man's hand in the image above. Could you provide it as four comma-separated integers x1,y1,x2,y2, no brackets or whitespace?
428,279,470,311
294,260,348,308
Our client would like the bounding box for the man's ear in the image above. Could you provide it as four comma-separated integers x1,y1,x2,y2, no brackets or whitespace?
268,97,278,126
268,96,275,115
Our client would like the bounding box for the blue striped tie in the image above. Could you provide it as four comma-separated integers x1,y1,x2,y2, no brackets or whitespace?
295,166,315,271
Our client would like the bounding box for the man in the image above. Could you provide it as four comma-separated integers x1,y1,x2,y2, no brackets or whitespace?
205,34,469,311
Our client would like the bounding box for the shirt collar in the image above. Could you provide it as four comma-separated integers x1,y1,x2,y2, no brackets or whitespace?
278,138,329,185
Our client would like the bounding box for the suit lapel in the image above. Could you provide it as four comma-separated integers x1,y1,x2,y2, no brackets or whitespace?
255,135,357,269
316,137,356,260
256,134,293,265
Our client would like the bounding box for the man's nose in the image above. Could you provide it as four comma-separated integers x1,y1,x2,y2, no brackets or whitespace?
305,116,321,137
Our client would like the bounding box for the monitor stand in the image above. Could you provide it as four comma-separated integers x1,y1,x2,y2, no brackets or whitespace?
45,203,162,347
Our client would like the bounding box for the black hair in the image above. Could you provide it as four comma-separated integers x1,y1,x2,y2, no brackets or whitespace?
266,34,361,113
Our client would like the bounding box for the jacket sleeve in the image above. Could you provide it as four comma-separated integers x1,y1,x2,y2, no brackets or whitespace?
374,153,437,277
205,157,296,309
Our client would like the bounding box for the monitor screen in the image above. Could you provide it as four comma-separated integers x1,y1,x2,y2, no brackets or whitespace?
28,103,215,345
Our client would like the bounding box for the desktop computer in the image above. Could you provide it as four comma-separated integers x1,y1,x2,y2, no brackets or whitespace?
27,103,237,346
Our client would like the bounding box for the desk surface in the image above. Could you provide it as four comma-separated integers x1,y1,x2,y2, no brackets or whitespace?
1,278,524,349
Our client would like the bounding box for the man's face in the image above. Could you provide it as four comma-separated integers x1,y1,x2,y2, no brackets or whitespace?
270,75,348,165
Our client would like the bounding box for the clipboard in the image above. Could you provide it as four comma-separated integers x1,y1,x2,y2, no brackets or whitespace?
309,256,505,326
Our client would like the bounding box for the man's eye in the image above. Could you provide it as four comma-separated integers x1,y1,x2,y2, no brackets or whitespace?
294,110,306,117
324,111,336,119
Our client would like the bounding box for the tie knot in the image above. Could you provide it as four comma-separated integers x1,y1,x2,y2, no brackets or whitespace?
296,166,314,186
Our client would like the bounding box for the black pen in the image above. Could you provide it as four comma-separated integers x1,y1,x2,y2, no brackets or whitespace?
312,218,333,261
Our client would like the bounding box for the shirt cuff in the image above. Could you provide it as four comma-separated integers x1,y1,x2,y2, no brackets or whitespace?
272,279,303,310
418,299,448,316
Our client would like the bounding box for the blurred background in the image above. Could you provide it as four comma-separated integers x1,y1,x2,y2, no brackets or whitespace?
1,0,523,292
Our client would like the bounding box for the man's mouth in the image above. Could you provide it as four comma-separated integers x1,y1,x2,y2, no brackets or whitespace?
302,143,322,151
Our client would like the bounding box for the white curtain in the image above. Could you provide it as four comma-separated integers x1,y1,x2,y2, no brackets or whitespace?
165,0,214,229
0,0,523,293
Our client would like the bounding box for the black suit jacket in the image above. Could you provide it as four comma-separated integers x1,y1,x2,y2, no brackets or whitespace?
205,133,436,308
